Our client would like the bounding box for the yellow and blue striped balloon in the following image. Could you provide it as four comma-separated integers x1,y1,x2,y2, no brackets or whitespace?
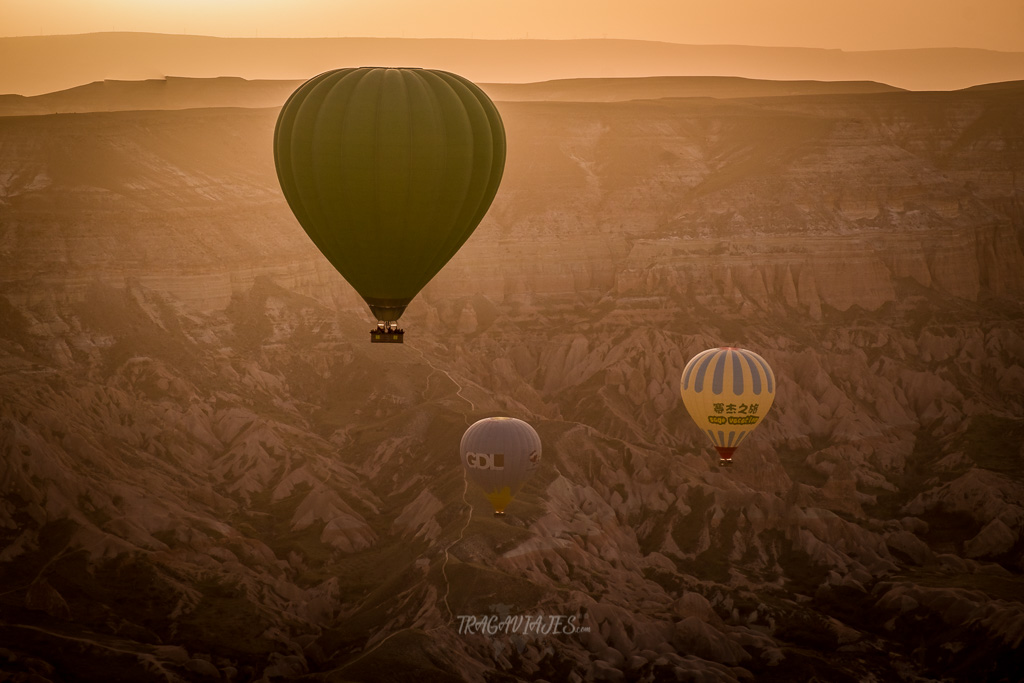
680,347,775,465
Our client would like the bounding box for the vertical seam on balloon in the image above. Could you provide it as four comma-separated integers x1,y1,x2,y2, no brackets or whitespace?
285,71,331,257
513,421,524,493
399,70,413,261
307,68,364,283
275,78,307,239
297,70,352,273
502,420,512,496
372,70,386,288
426,70,451,284
521,422,532,490
405,70,458,291
456,78,486,244
328,69,365,276
414,71,494,287
461,75,504,243
522,421,531,488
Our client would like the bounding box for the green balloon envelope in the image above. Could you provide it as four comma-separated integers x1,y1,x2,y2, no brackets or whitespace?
274,67,506,322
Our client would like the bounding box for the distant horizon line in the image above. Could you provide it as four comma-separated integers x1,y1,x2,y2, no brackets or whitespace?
2,31,1020,55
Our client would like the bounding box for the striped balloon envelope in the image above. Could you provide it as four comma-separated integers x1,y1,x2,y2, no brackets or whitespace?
679,347,776,466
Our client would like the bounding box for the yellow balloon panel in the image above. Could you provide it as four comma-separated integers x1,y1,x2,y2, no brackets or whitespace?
485,487,513,515
680,347,775,451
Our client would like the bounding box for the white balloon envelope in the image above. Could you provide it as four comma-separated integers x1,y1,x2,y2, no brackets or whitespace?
460,417,541,516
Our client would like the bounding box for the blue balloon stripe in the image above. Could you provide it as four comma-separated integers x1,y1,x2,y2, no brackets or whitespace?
741,352,763,394
693,350,717,392
750,353,774,393
681,349,705,390
731,350,744,395
684,352,716,389
711,350,727,395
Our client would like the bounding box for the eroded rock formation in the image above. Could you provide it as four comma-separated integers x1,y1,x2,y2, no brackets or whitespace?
0,79,1022,681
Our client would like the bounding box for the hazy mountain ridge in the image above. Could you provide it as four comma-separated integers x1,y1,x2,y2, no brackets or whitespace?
0,77,306,117
0,75,907,117
4,32,1024,96
0,80,1023,681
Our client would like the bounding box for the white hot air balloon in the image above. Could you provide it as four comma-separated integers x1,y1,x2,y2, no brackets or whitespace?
460,417,541,516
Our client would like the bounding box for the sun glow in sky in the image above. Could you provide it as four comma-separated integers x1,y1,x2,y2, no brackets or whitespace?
3,0,1022,51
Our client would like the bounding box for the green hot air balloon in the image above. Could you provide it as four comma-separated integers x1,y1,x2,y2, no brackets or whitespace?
274,67,506,343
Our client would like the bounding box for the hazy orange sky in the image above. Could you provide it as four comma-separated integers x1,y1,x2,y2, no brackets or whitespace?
2,0,1022,51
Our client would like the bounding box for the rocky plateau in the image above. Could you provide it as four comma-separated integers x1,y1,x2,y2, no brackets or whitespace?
0,76,1022,682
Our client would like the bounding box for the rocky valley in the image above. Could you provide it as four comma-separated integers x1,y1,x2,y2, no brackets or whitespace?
0,77,1023,682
